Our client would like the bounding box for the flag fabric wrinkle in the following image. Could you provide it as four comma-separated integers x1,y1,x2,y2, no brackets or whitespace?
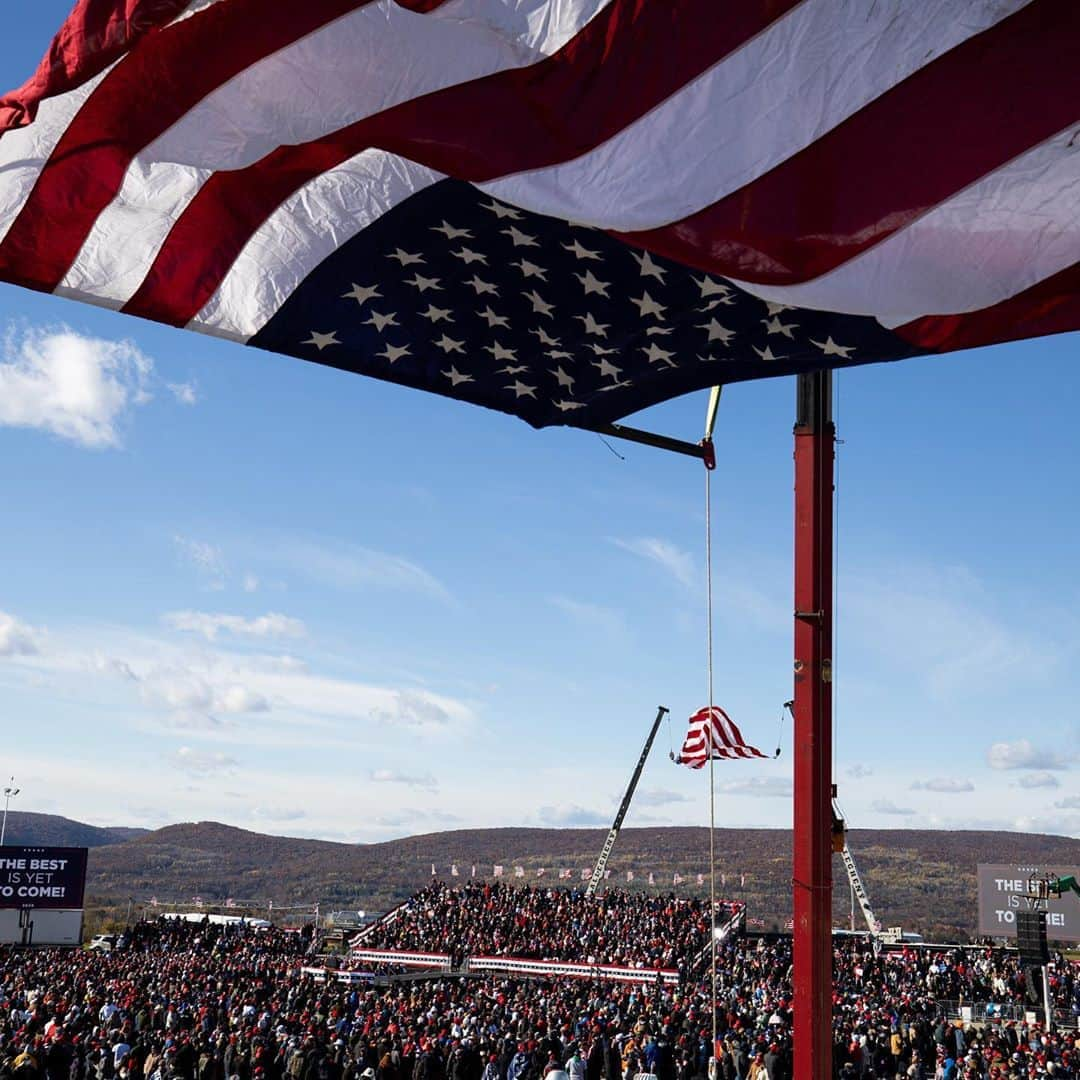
676,706,767,769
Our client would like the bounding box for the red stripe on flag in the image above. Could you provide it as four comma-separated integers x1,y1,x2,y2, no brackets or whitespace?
898,259,1080,354
614,0,1079,286
122,0,800,325
709,708,739,750
720,714,764,758
0,0,384,294
0,0,192,133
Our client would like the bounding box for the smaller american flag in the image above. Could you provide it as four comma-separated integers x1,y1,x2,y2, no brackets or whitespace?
514,866,525,878
673,872,684,886
675,706,766,768
580,868,590,881
493,865,504,877
559,868,571,880
536,868,546,878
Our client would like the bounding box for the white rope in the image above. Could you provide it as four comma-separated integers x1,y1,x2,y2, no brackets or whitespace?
705,463,718,1061
832,373,841,776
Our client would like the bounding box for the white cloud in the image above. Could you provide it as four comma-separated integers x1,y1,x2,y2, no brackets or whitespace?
140,670,269,717
0,326,156,448
167,381,198,405
1013,772,1061,790
94,654,137,680
918,812,1014,831
251,805,305,822
217,684,270,714
1055,795,1080,809
242,574,259,593
124,804,171,825
370,690,455,730
1012,810,1080,837
174,536,227,583
548,595,625,636
910,777,974,793
277,539,450,600
719,776,792,798
536,804,609,827
846,763,873,779
987,739,1071,771
844,566,1060,698
872,798,917,816
370,769,438,791
166,747,239,777
612,537,696,588
373,808,461,828
0,611,42,657
163,610,306,642
633,788,692,807
244,654,307,674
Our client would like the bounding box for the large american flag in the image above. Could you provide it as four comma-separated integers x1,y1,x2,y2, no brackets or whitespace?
676,706,766,768
1,0,1077,430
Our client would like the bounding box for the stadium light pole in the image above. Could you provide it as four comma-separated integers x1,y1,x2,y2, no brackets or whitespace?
791,371,834,1080
1,778,20,845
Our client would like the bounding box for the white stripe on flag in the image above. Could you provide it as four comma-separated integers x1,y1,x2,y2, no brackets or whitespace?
0,0,217,249
729,125,1080,325
0,68,113,248
57,0,613,311
480,0,1033,231
191,152,443,340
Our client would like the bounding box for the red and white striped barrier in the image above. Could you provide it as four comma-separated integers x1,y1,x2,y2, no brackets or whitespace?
343,948,679,986
301,966,376,984
466,955,679,986
348,948,450,969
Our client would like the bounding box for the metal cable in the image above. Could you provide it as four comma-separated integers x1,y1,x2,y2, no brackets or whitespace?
705,463,718,1061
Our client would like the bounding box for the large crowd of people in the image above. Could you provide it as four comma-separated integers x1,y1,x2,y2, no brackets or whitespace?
0,889,1076,1080
359,883,718,974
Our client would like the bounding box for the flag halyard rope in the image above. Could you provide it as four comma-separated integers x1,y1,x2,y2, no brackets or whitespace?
704,462,718,1062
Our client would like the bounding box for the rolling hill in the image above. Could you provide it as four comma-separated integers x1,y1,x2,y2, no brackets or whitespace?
8,814,1073,939
0,810,147,849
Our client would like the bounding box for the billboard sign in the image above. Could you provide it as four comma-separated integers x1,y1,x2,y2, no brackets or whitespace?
976,864,1080,943
0,846,88,910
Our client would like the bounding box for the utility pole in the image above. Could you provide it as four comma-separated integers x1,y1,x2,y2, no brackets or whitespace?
791,371,835,1080
1,778,19,845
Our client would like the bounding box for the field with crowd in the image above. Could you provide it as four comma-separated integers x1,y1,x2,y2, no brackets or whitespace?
1,884,1077,1080
358,883,724,975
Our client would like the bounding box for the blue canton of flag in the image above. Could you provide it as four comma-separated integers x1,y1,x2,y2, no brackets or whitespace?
254,180,928,430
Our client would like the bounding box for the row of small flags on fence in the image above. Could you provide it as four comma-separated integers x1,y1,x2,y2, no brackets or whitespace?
431,865,748,888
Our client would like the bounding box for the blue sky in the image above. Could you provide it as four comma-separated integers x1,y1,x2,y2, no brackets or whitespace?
0,4,1076,847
